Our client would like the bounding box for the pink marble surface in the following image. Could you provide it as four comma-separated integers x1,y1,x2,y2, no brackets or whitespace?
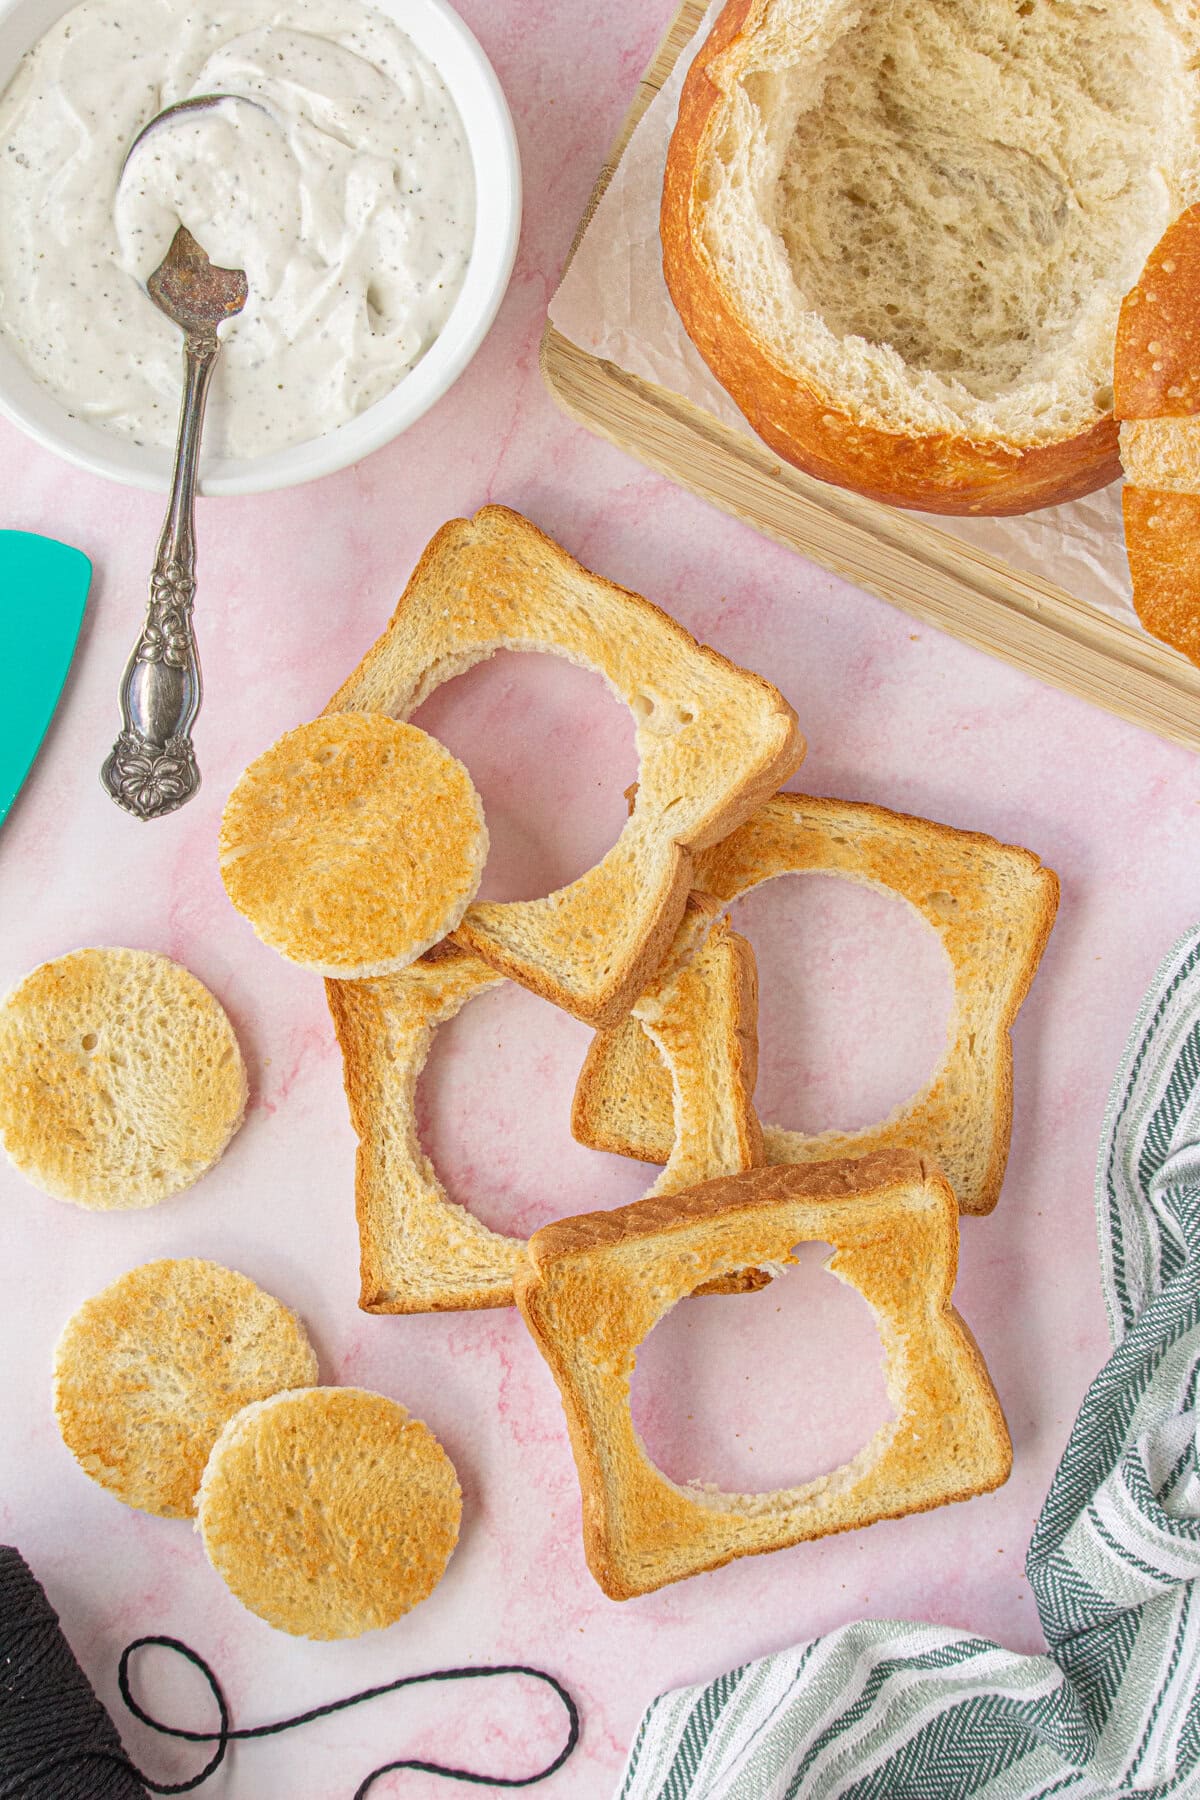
1,3,1199,1795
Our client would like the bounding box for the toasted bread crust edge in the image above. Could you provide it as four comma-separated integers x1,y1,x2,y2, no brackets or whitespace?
516,1153,1011,1598
452,837,695,1032
660,0,1120,516
525,1147,924,1262
325,949,524,1315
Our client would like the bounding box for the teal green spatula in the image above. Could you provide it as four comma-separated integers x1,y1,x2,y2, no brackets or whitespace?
0,530,90,826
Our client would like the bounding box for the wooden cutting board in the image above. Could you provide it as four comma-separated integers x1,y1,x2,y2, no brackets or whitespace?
541,0,1200,752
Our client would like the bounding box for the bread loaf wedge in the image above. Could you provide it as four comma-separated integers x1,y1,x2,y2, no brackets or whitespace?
663,0,1200,513
329,900,766,1312
1116,206,1200,668
325,507,802,1026
572,794,1058,1216
514,1151,1010,1598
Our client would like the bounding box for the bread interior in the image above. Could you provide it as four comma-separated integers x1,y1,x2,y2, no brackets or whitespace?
701,0,1200,443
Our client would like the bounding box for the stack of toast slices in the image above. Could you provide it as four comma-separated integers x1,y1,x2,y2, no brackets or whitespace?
322,504,1059,1599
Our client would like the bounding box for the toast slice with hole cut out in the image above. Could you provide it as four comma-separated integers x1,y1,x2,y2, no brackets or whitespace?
327,942,514,1315
604,892,768,1296
324,506,803,1027
514,1150,1011,1598
328,897,768,1312
571,793,1058,1216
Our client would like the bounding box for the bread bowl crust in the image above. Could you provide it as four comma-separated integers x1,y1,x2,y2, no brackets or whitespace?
661,0,1121,516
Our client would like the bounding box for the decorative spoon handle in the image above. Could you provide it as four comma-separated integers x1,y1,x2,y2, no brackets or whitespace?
101,326,219,820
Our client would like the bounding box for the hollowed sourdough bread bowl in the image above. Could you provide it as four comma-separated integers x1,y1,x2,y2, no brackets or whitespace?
661,0,1200,515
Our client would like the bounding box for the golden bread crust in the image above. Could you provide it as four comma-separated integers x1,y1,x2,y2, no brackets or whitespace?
1115,206,1200,418
661,0,1121,515
1121,486,1200,665
197,1387,461,1639
53,1259,318,1517
324,507,802,1026
0,947,246,1209
219,714,487,979
516,1153,1011,1598
1115,211,1200,670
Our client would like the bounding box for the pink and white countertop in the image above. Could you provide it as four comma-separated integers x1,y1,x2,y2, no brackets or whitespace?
2,3,1199,1795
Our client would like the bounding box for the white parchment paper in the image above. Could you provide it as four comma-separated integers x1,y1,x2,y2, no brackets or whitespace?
548,1,1136,631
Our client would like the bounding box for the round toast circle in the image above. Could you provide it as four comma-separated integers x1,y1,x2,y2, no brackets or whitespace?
0,947,247,1209
219,714,488,978
198,1387,462,1639
53,1259,318,1517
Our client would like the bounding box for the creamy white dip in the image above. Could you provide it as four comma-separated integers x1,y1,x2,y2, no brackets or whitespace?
0,0,475,459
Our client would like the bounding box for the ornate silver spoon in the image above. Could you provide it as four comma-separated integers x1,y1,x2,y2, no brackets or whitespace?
101,222,247,819
101,94,263,820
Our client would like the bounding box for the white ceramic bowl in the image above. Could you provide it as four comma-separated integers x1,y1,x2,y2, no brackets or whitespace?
0,0,520,495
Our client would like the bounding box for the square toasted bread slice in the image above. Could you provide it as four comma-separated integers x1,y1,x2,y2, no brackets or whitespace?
514,1150,1012,1599
324,507,802,1027
328,899,767,1313
572,792,1058,1215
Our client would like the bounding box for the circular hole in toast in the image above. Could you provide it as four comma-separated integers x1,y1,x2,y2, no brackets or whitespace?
197,1387,461,1639
219,714,488,979
728,873,953,1136
417,976,648,1238
330,915,748,1316
409,650,637,904
631,1241,894,1495
53,1258,318,1517
0,947,247,1209
324,509,802,1027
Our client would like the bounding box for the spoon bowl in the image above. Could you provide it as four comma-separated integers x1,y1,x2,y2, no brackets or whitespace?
121,91,270,175
146,224,248,335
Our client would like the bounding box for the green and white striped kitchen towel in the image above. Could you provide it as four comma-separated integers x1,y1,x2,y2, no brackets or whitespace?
617,924,1200,1800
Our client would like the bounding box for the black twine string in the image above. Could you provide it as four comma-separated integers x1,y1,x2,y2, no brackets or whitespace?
118,1638,581,1796
0,1547,579,1799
